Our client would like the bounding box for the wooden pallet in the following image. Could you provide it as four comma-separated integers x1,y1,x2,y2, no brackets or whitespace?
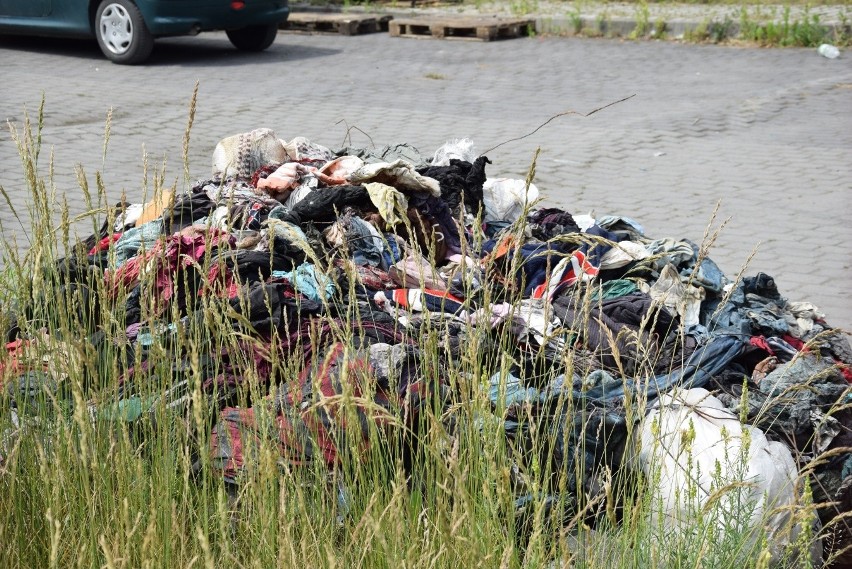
282,13,393,35
388,16,534,41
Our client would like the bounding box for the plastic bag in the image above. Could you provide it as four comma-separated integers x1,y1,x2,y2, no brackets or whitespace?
638,388,800,563
482,178,540,223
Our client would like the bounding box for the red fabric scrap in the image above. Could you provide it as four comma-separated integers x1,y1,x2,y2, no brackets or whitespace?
88,232,123,255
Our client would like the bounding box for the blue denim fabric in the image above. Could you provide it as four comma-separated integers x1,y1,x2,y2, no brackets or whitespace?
271,263,336,303
112,220,163,267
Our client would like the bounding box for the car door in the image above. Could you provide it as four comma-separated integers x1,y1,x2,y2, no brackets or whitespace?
0,0,52,17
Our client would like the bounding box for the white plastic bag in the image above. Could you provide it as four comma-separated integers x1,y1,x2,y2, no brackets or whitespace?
482,178,539,223
430,138,478,166
638,388,800,563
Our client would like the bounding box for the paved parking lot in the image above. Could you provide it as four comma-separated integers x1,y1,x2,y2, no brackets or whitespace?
1,30,850,329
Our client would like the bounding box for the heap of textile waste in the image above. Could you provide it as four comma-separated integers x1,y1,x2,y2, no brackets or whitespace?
3,128,850,564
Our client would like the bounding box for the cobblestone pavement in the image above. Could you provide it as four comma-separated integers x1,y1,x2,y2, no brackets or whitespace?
1,29,850,329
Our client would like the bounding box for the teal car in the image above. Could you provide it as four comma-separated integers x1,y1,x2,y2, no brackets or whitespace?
0,0,290,64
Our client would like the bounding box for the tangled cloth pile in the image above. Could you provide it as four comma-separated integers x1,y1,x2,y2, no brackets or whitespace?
4,128,850,564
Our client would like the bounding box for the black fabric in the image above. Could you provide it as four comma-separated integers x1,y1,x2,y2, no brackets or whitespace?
404,195,461,256
417,156,490,216
528,208,581,241
164,189,217,233
552,292,674,375
229,281,320,335
124,286,142,327
215,249,292,284
505,393,628,504
276,185,373,225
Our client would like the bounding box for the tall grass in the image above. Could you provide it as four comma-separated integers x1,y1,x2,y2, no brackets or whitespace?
0,99,848,568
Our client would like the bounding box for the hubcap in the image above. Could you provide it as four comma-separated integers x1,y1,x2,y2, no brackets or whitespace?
99,4,133,55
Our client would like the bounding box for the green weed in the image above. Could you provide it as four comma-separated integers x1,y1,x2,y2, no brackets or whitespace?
629,1,651,39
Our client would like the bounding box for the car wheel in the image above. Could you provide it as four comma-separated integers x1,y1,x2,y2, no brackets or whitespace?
95,0,154,64
226,23,278,52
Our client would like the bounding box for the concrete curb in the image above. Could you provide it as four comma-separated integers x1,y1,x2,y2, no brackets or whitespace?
290,3,851,43
533,14,850,42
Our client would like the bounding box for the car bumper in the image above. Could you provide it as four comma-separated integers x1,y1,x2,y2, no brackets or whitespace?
138,0,289,36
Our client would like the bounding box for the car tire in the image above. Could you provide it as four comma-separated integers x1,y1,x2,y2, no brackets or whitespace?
226,23,278,52
95,0,154,65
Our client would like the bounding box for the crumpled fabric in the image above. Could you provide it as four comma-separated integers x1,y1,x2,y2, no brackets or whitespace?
365,182,408,226
210,340,432,481
644,237,696,269
529,225,619,300
193,179,282,231
753,352,849,438
589,279,638,301
374,288,465,318
228,280,321,335
336,143,427,167
645,263,705,327
681,254,726,294
417,156,490,216
280,136,335,164
114,203,145,231
319,155,364,181
481,237,575,298
508,298,565,353
255,162,347,201
214,247,291,285
368,342,419,385
263,217,313,255
488,370,565,407
490,371,628,505
527,207,580,241
439,254,483,299
324,213,385,268
349,160,441,197
164,188,217,233
196,206,231,232
274,185,373,226
581,334,743,402
346,216,385,267
388,255,448,291
599,240,649,270
337,260,396,292
107,227,234,315
228,193,283,231
784,301,825,338
110,220,163,268
270,263,336,303
405,193,461,257
552,291,675,376
595,215,646,241
212,128,288,178
707,272,790,337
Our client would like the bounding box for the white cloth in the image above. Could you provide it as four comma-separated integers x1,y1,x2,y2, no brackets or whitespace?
349,160,441,196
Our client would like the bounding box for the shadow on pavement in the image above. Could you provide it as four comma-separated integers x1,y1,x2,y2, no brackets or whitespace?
0,35,103,60
0,33,341,67
149,35,341,67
